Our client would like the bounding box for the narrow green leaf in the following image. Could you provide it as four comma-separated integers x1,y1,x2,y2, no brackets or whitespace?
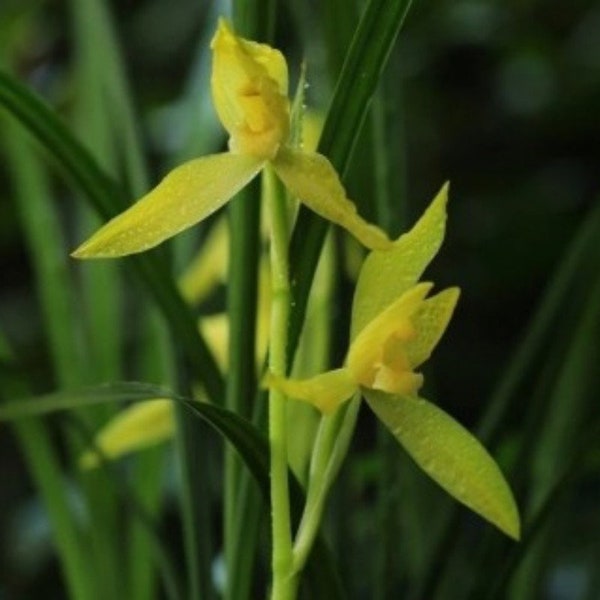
224,5,278,594
0,334,94,600
288,0,414,361
3,120,87,387
227,6,276,587
478,197,600,445
365,391,520,540
0,70,224,403
0,382,345,598
487,420,600,600
224,178,261,600
174,405,215,600
131,308,177,600
233,0,277,41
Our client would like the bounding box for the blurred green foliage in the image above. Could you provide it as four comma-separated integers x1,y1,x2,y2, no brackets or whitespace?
0,0,599,598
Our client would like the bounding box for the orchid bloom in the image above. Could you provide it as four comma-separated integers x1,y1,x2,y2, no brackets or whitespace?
72,19,390,259
268,184,521,539
266,185,460,415
79,399,175,469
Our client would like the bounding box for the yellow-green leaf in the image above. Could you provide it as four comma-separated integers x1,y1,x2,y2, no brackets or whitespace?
272,147,392,251
79,399,175,469
73,153,264,258
265,368,357,414
365,390,520,539
351,183,449,339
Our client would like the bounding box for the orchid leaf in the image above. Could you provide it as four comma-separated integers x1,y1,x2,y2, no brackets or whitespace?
288,0,416,359
365,390,520,540
0,382,344,596
0,70,223,402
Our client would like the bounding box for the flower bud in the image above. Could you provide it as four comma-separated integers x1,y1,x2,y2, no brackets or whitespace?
211,20,290,159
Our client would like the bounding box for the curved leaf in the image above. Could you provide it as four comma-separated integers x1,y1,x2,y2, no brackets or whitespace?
0,382,345,597
0,71,223,403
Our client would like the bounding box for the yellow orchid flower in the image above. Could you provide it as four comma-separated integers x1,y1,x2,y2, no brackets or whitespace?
266,184,459,415
78,225,271,468
270,280,459,413
268,184,521,540
72,19,390,259
79,399,175,469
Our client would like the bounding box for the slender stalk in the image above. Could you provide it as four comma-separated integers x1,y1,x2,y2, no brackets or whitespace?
265,166,296,599
292,399,360,573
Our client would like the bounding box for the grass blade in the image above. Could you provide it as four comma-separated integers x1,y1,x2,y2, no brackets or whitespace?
0,334,94,600
0,381,345,597
288,0,414,361
0,70,224,403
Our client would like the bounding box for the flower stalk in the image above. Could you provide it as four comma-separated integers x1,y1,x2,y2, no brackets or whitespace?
264,166,296,599
292,399,360,574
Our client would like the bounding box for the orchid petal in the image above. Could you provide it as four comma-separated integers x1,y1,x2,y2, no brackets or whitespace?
351,183,449,339
79,400,175,469
265,368,357,414
272,148,391,251
406,287,460,368
200,314,229,372
211,19,289,158
365,390,520,540
347,283,433,387
73,153,264,258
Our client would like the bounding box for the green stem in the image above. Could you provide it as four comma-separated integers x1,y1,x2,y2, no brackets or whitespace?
265,166,296,599
225,7,277,597
292,398,360,574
